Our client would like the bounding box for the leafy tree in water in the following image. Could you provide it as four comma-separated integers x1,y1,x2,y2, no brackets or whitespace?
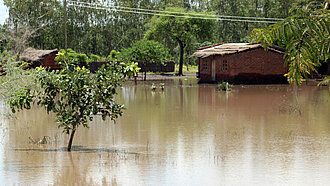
119,40,171,80
251,1,329,87
7,51,140,151
145,7,216,76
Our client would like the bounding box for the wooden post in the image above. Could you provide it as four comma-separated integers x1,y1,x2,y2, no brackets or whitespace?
134,73,137,85
64,0,67,56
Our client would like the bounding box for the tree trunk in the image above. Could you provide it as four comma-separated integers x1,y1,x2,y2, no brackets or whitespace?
64,0,67,56
134,74,137,85
67,125,77,151
144,71,147,81
177,39,184,76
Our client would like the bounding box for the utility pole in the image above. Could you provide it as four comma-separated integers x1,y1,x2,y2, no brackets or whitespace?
64,0,67,56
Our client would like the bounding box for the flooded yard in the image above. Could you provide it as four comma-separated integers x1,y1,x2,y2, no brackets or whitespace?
0,79,329,185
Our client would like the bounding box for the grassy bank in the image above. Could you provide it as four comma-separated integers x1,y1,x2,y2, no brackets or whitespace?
175,64,198,74
146,64,198,75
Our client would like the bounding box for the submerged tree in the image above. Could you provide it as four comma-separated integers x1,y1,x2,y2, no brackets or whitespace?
145,7,216,75
251,1,329,87
7,51,140,151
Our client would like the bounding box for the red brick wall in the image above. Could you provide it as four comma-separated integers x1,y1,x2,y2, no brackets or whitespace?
199,56,212,80
199,48,287,83
225,48,286,76
42,53,60,69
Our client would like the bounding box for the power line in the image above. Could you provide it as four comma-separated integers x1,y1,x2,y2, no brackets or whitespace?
67,1,282,24
67,3,278,23
69,1,284,21
68,1,283,22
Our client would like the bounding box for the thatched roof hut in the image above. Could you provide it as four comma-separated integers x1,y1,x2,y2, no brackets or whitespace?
20,48,58,62
20,48,60,69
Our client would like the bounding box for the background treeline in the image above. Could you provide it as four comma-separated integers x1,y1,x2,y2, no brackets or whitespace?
0,0,324,63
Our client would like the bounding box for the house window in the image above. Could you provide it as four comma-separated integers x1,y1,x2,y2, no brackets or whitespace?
202,61,208,71
222,60,228,71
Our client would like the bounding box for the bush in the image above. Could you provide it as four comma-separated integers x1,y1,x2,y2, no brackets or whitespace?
216,81,232,91
107,50,120,61
76,54,89,63
89,54,100,62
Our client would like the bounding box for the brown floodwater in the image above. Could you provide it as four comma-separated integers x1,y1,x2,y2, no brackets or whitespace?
0,79,329,185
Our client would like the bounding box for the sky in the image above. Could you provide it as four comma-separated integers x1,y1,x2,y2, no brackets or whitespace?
0,0,9,25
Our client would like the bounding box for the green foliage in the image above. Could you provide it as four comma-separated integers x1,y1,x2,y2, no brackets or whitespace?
0,51,40,100
151,83,157,91
58,49,77,62
145,7,216,75
318,76,330,90
150,83,165,91
122,61,140,77
7,51,140,151
108,50,120,61
76,54,89,63
198,41,215,48
119,40,171,64
4,0,156,56
159,83,165,91
251,4,330,86
3,0,319,57
89,54,100,62
57,49,91,65
0,25,5,52
216,81,232,91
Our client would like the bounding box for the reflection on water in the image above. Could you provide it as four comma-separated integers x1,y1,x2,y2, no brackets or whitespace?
0,79,329,185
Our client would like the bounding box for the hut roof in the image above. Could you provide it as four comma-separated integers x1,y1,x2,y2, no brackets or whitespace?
192,43,284,58
20,48,58,62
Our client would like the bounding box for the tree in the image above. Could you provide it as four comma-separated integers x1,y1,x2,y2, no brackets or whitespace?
4,0,319,57
0,25,5,52
119,40,171,80
3,24,41,55
0,51,39,99
4,0,61,50
6,51,140,151
107,50,120,61
145,7,216,75
251,1,329,87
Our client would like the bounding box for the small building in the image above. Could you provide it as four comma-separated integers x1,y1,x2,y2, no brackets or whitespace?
193,43,288,84
20,49,60,70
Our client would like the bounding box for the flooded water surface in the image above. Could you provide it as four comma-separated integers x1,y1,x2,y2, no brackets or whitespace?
0,79,329,185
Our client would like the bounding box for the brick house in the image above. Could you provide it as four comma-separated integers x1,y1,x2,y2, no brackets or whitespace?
193,43,288,84
20,49,60,70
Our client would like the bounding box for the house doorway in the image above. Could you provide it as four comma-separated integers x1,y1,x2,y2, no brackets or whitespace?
211,59,216,81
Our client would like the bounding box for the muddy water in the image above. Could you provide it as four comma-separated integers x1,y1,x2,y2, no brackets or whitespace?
0,79,329,185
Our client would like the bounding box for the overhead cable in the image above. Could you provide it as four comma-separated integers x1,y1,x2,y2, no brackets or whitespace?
68,0,284,21
67,1,281,23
